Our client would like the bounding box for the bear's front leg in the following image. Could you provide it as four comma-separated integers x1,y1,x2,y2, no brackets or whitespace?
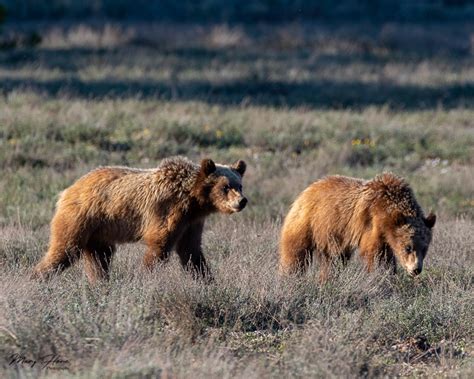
176,221,211,280
378,244,397,274
358,217,386,272
359,233,383,272
143,227,176,271
318,253,333,284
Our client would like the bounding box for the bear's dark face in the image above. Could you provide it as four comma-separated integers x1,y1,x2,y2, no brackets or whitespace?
386,213,436,276
195,159,247,214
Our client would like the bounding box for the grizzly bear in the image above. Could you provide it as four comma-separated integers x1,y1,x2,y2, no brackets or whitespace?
279,173,436,282
33,156,247,283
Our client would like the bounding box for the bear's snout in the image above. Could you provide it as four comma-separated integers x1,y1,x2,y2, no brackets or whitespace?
231,197,247,212
408,262,423,277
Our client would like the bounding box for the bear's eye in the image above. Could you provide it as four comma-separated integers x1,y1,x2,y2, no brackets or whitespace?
405,245,413,254
223,185,230,193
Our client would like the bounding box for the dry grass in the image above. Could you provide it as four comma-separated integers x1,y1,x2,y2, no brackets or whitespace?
1,219,473,377
0,22,473,377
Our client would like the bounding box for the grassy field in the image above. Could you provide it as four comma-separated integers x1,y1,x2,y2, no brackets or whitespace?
1,22,473,378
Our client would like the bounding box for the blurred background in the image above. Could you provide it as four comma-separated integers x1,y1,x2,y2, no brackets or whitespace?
1,0,473,225
3,0,474,22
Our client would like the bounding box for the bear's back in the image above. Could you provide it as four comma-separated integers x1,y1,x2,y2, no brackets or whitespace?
299,175,365,211
57,158,200,225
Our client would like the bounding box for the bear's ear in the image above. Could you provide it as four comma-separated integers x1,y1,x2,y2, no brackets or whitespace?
200,158,216,176
424,212,436,228
231,160,246,177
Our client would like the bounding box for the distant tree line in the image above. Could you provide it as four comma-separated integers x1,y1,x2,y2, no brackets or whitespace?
2,0,474,22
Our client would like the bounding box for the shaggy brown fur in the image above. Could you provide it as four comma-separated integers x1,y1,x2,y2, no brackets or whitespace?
33,156,247,283
279,173,436,281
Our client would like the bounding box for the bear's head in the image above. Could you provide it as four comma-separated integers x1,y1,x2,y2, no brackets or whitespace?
385,212,436,276
193,158,247,214
369,173,436,277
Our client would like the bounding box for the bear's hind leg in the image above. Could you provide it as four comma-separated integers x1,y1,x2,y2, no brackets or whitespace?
279,228,313,276
33,212,87,280
83,241,116,284
33,239,81,280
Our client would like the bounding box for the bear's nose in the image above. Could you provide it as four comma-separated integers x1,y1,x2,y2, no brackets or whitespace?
239,197,248,209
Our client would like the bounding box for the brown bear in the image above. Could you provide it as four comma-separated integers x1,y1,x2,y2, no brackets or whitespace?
33,156,247,283
279,173,436,282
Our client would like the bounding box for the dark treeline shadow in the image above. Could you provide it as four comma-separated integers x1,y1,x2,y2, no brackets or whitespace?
1,45,473,110
4,0,474,23
2,76,473,110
